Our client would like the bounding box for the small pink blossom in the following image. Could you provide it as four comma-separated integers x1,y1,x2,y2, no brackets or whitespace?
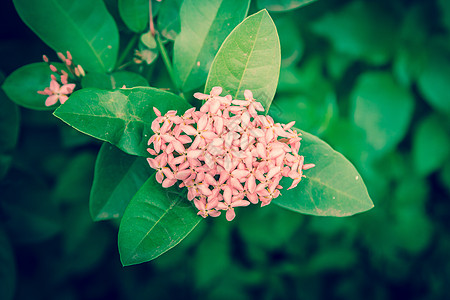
146,87,314,221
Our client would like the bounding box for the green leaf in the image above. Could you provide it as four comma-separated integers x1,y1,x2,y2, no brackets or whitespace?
82,71,149,89
174,0,251,92
417,46,450,115
273,129,373,216
205,9,281,112
258,0,317,12
53,87,191,156
13,0,119,72
351,72,414,155
0,226,15,300
0,90,19,180
118,0,149,32
413,115,450,176
90,143,153,221
157,0,183,40
118,175,202,266
2,62,65,110
137,31,159,65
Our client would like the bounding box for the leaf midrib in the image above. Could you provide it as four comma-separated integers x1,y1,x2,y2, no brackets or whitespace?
234,14,264,99
129,192,183,261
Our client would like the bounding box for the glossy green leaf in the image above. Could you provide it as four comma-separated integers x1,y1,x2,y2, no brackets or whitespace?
90,143,153,221
157,0,183,40
258,0,316,12
413,115,450,176
205,9,281,111
0,226,16,300
2,62,65,110
118,175,202,266
351,72,414,155
273,129,373,216
82,71,149,89
417,47,450,115
53,87,191,156
118,0,149,32
0,89,19,180
13,0,119,72
174,0,250,91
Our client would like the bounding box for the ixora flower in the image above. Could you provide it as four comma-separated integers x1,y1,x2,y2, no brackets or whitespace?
147,87,315,221
37,51,84,106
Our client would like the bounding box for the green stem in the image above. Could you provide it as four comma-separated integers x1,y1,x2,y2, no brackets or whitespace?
116,34,139,69
155,32,183,97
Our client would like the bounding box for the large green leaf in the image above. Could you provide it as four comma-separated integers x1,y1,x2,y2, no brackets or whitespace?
173,0,250,92
0,226,15,300
90,143,153,221
258,0,317,12
2,62,66,110
53,87,191,156
351,72,414,156
205,9,281,111
0,89,19,180
118,175,202,266
412,115,450,176
13,0,119,72
273,130,373,216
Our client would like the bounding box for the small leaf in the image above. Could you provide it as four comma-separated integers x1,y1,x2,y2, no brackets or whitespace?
173,0,251,91
118,175,202,266
258,0,317,12
2,62,65,110
205,9,281,111
137,31,159,65
53,87,191,156
273,129,374,216
90,143,153,221
13,0,119,72
157,0,183,40
351,72,414,156
412,114,450,176
0,226,16,300
0,89,19,180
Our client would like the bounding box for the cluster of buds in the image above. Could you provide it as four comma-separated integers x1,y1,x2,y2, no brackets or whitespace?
147,87,315,221
37,51,85,106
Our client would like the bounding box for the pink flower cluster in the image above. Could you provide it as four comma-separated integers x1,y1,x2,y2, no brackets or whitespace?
37,51,84,106
147,87,314,221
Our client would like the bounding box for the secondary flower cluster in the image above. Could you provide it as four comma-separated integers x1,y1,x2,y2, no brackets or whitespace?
37,51,84,106
147,87,314,221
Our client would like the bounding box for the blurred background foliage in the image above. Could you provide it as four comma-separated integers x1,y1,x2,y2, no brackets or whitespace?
1,0,450,299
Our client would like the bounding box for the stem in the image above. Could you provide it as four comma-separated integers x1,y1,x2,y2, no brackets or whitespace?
116,34,139,69
155,32,183,97
149,0,155,36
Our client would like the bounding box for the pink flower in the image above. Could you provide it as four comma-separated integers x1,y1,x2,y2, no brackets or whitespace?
38,75,76,106
146,87,314,221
